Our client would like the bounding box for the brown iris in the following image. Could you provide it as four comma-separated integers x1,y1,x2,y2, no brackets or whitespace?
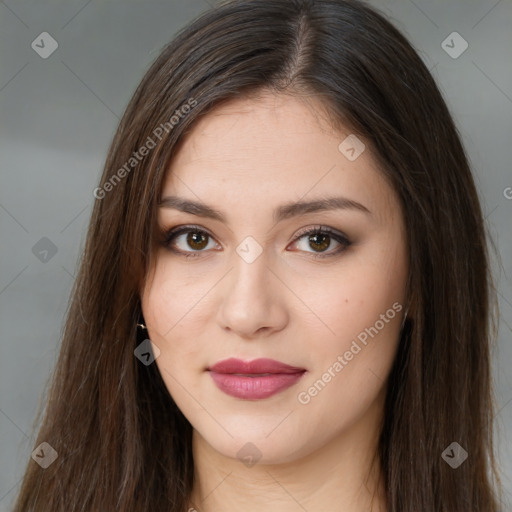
308,233,330,252
187,231,209,251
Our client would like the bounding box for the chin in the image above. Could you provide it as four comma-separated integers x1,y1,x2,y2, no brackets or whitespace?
191,414,326,466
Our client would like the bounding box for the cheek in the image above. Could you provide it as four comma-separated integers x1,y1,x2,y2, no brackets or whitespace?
295,278,403,430
140,259,207,386
310,246,406,357
142,255,213,344
142,280,206,411
297,237,407,411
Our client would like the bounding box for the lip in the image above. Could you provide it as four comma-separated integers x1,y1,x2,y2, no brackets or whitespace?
207,358,307,400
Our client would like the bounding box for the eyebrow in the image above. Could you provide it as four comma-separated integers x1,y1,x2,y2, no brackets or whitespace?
158,195,372,225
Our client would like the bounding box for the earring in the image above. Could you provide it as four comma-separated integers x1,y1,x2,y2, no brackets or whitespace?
137,313,147,330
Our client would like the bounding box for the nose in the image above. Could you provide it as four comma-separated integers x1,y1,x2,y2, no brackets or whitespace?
216,248,289,339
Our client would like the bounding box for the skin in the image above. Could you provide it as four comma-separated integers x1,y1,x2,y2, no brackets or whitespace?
141,90,409,512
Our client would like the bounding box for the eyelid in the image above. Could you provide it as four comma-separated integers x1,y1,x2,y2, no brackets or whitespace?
293,224,349,242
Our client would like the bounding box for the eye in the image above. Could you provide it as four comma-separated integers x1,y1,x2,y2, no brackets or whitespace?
160,224,351,259
289,225,351,259
160,225,219,258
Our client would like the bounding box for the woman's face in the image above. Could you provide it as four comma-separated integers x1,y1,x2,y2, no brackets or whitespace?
141,92,408,464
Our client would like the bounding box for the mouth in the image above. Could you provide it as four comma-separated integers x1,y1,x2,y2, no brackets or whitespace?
206,358,307,400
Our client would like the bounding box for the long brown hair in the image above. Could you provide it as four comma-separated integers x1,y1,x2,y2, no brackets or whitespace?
14,0,502,510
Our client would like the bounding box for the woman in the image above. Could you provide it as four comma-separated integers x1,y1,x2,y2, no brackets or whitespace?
13,0,502,510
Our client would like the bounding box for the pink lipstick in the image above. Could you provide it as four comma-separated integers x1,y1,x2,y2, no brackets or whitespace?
207,358,306,399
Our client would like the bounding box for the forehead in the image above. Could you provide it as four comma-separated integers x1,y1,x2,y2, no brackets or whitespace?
162,92,398,225
170,92,341,168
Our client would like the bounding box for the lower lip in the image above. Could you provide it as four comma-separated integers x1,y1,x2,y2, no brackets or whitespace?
208,371,306,399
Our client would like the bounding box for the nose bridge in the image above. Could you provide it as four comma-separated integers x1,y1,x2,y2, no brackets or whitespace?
229,237,271,302
216,236,287,336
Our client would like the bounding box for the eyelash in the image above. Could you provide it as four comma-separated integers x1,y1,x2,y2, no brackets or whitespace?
160,224,351,260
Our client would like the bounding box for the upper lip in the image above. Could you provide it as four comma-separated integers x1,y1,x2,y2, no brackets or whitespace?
207,358,306,374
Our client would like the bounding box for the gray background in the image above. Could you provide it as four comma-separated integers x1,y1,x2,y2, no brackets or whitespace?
0,0,511,510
